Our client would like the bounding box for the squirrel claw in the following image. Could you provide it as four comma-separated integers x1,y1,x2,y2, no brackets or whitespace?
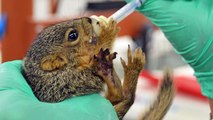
95,48,110,60
103,48,110,57
93,48,117,77
107,52,117,61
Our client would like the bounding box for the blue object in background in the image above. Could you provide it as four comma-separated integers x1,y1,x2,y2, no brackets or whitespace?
0,14,7,40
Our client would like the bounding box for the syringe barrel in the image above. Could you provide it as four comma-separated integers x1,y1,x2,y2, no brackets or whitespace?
109,0,144,23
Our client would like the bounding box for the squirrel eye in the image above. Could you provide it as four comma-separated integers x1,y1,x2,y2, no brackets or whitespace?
68,29,78,41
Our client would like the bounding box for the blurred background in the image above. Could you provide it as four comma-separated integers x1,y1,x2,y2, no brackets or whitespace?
0,0,210,119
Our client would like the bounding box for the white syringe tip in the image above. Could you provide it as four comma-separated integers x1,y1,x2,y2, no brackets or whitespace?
109,0,145,23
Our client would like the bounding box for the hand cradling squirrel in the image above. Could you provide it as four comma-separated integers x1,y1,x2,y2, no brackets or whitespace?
23,16,175,120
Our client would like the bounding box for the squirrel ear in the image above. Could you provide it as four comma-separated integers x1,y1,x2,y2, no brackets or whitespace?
41,53,68,71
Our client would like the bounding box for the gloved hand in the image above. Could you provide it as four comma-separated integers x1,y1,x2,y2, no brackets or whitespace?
0,60,118,120
126,0,213,98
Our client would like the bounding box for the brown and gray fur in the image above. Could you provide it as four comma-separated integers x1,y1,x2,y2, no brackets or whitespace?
23,17,174,119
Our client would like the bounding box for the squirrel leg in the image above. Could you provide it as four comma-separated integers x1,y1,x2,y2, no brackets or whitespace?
105,70,124,105
93,48,124,105
115,46,146,119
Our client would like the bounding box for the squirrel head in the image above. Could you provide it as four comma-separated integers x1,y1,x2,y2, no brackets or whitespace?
23,17,119,102
25,17,116,71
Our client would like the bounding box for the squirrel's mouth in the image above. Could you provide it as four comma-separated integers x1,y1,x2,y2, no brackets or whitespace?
90,16,109,37
90,16,102,37
89,16,109,45
89,35,98,45
85,17,99,45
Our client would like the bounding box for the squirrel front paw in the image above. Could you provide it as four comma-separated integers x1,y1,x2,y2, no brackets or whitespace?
93,48,117,83
120,45,146,76
98,18,119,43
100,18,118,36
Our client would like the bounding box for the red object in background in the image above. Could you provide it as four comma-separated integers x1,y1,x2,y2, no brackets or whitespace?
140,70,207,100
2,0,33,62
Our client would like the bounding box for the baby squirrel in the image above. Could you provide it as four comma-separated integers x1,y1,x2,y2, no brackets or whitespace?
23,17,174,120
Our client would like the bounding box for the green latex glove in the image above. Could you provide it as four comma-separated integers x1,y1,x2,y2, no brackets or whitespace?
0,60,118,120
126,0,213,98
